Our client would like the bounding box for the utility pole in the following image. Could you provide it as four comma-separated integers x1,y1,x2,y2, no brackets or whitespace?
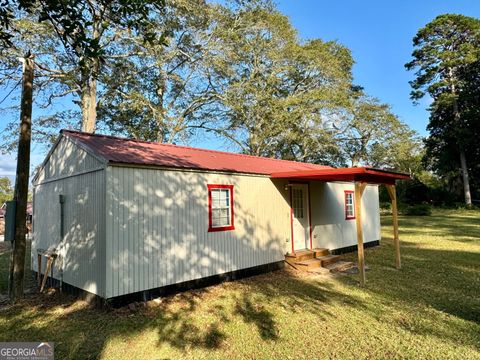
9,53,34,302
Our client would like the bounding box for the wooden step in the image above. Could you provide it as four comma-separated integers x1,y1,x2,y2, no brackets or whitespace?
312,248,330,257
295,258,322,270
285,250,315,262
317,254,341,267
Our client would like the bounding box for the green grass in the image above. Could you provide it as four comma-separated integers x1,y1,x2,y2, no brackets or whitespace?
0,208,479,359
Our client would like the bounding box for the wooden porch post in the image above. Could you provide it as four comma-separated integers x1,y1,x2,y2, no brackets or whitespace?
386,184,401,269
354,182,367,286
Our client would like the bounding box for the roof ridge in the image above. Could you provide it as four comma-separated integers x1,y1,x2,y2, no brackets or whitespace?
61,129,328,168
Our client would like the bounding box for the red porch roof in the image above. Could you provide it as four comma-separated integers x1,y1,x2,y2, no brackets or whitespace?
270,167,410,185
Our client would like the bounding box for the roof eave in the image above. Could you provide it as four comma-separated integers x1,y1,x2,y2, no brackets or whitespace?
270,167,410,185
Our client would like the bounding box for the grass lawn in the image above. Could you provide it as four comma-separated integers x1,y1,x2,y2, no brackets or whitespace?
0,209,479,359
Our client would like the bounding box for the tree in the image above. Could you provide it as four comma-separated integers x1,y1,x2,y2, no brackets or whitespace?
1,0,422,174
201,1,353,160
405,14,480,205
333,93,421,171
99,0,356,158
9,53,33,302
423,60,480,201
98,0,213,143
0,0,165,134
0,177,14,205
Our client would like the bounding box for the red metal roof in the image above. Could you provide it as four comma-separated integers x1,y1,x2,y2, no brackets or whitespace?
271,167,410,185
62,130,331,175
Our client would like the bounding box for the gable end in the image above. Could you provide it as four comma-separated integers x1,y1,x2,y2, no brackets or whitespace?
34,134,107,184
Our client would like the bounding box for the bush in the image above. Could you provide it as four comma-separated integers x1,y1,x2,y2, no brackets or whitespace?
403,204,432,216
379,202,391,215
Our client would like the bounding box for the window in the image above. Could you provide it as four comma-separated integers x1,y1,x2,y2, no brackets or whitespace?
345,190,355,220
208,184,234,232
292,188,304,219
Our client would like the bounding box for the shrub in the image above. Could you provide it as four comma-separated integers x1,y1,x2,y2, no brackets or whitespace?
403,204,432,216
379,202,391,215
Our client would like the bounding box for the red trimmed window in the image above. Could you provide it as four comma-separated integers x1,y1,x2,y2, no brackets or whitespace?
345,190,355,220
208,184,234,232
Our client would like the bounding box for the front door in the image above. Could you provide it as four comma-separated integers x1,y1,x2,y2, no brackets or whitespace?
291,184,310,251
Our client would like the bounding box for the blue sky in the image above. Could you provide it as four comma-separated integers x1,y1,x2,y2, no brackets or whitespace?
1,0,480,180
276,0,480,136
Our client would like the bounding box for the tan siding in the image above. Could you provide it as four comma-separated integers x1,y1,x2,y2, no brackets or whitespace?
32,169,106,296
105,166,290,298
310,182,380,250
36,137,103,183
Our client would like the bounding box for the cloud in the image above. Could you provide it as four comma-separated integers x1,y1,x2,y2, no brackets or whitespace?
0,154,17,176
0,152,46,183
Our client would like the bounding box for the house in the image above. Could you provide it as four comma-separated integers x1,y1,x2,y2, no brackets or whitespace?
1,201,32,240
32,130,408,306
0,202,32,220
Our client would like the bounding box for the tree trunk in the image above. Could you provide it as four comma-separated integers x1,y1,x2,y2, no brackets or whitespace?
80,67,97,133
156,75,166,142
452,96,472,206
80,20,100,133
449,69,472,206
9,54,34,303
459,150,472,205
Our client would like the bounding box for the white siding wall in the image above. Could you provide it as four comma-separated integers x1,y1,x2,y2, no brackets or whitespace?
36,137,103,183
105,166,290,298
32,137,382,300
32,141,106,297
310,182,380,250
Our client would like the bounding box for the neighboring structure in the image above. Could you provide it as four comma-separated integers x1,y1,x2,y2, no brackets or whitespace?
1,201,32,239
32,130,408,305
0,202,32,220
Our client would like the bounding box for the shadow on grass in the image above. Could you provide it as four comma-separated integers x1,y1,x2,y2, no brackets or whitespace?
337,213,480,350
386,213,480,243
0,269,366,358
234,294,278,340
1,213,479,358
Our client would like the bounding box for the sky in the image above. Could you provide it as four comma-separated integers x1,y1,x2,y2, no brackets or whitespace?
1,0,480,181
276,0,480,135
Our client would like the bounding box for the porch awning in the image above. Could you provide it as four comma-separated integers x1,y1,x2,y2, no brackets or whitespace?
273,166,410,287
270,167,410,185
